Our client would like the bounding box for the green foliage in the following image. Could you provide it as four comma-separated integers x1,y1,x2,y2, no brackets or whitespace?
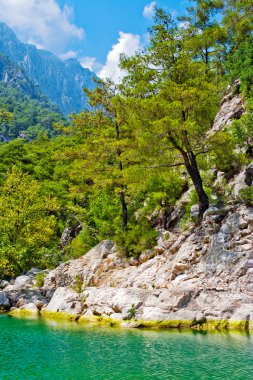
115,218,157,258
71,274,84,294
239,187,253,206
208,130,245,171
0,166,59,277
232,99,253,153
0,1,252,274
226,36,253,95
0,83,65,140
179,186,215,228
34,272,46,288
129,304,136,318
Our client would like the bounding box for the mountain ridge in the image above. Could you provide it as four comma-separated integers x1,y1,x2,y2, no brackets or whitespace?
0,22,97,115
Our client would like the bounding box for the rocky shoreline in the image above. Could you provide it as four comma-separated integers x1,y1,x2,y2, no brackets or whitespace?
1,199,253,332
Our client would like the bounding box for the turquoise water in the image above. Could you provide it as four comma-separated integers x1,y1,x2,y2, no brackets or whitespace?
0,316,252,379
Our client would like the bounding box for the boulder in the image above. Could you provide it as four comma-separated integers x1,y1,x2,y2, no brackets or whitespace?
42,287,82,316
0,280,9,289
190,204,199,219
233,171,248,197
5,289,48,307
25,268,42,278
13,275,33,290
82,287,116,316
20,303,39,313
0,291,10,310
245,163,253,186
111,288,146,314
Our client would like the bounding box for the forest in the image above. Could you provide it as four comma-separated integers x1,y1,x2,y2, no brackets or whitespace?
0,0,252,278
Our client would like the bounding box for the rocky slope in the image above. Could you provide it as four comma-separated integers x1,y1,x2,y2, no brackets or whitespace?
0,87,252,331
1,196,252,330
0,54,42,99
0,23,97,115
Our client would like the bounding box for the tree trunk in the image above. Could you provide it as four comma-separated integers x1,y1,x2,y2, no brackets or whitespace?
183,151,209,219
168,132,209,219
119,191,128,229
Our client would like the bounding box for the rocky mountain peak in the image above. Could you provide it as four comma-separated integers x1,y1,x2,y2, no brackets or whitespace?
0,22,97,115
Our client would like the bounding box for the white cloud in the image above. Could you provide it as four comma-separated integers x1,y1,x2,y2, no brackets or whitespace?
80,56,96,70
0,0,84,54
99,32,142,84
80,56,103,73
143,1,156,19
59,50,78,60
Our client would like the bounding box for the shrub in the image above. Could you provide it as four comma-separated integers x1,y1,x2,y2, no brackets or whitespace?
115,218,157,258
239,187,253,206
34,272,46,288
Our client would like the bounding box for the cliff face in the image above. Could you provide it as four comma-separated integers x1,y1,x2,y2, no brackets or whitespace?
0,23,96,115
0,54,42,99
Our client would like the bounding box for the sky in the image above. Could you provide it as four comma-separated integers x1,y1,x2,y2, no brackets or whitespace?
0,0,189,82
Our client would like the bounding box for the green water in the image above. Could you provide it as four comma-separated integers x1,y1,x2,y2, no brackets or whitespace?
0,316,252,380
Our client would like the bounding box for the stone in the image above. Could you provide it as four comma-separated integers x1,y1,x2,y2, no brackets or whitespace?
190,204,199,219
129,258,139,266
4,285,14,291
245,163,253,186
0,280,9,289
141,307,171,321
233,171,248,197
25,268,42,278
246,213,253,224
238,244,252,252
16,298,26,308
60,223,82,248
203,206,219,218
43,287,82,316
0,291,10,310
32,200,253,329
13,275,33,290
111,288,146,314
44,240,115,290
230,304,253,323
211,82,245,134
20,303,38,312
246,259,253,269
139,250,156,264
35,300,45,310
82,308,94,317
171,262,190,276
5,289,48,307
82,287,117,316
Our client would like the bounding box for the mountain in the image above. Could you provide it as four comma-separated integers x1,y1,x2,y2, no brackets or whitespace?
0,82,65,141
0,54,65,140
0,23,97,115
0,53,42,99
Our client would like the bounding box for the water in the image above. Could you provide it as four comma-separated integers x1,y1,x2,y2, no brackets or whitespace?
0,315,252,380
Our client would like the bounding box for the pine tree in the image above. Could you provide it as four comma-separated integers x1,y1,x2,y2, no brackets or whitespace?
121,9,221,218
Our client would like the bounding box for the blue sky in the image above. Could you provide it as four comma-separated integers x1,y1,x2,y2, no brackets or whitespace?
57,0,188,62
0,0,189,81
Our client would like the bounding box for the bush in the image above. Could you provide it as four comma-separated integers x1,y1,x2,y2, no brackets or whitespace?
34,272,46,288
115,218,157,258
239,187,253,206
